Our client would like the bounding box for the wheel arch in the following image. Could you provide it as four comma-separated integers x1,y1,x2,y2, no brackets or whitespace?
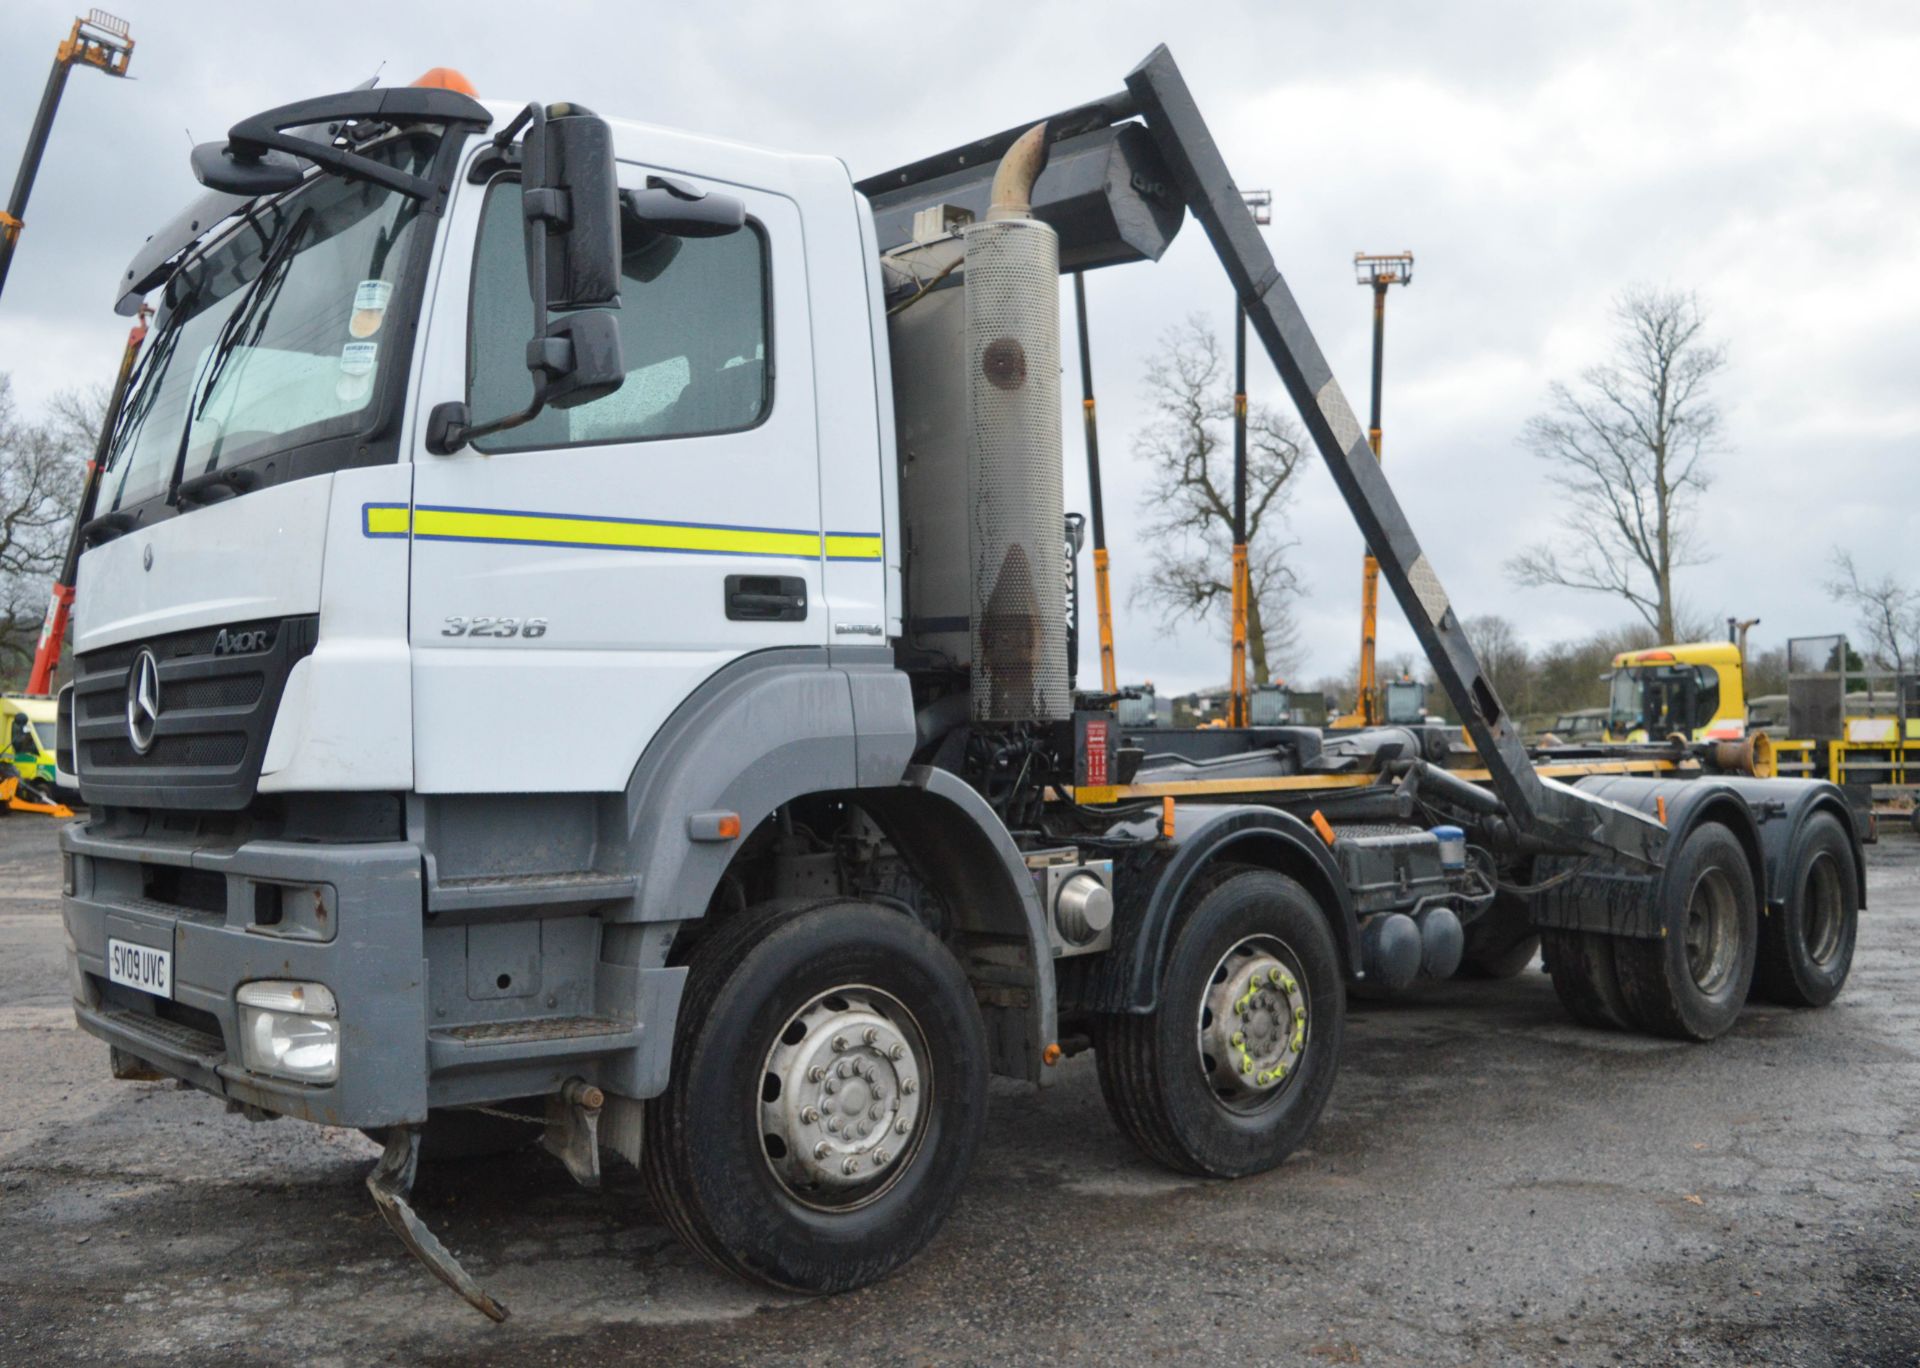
1064,804,1360,1017
844,765,1058,1083
1572,775,1767,912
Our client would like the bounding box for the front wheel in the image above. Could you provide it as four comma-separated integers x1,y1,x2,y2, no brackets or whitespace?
642,900,988,1293
1094,868,1344,1177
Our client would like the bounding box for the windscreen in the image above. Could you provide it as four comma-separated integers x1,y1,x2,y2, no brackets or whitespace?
101,132,439,512
1611,665,1713,735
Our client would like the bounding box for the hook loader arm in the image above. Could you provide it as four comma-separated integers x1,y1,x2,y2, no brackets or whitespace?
1118,45,1663,869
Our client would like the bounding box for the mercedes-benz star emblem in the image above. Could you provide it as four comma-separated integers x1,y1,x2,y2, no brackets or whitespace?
126,648,161,755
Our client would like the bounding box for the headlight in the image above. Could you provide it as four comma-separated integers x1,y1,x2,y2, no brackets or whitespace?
236,980,339,1084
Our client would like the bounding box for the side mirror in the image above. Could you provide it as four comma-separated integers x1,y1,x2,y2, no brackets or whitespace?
190,141,307,196
430,100,627,451
621,176,746,239
528,309,624,411
527,104,622,309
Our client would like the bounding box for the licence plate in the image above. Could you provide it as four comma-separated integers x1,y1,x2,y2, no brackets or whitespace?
108,938,173,999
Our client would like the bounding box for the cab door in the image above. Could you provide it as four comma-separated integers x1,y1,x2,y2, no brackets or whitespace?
405,154,823,793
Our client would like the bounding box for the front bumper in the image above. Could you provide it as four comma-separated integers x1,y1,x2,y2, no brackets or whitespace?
61,819,428,1129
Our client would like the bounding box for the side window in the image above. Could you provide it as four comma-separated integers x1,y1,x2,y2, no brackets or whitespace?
1694,666,1720,729
467,178,770,451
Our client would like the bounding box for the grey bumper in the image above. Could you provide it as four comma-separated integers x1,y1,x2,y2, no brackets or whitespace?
61,821,429,1129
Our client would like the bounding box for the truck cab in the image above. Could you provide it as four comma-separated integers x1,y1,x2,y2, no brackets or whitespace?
1608,641,1747,741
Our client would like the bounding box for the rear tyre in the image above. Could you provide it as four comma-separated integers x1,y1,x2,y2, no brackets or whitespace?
1457,886,1540,980
1754,812,1858,1007
1093,868,1343,1178
1460,932,1540,980
1542,928,1636,1031
642,899,987,1293
1614,823,1758,1041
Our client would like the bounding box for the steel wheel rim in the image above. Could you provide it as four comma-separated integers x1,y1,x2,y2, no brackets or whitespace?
1683,866,1739,994
758,984,930,1212
1800,850,1845,967
1195,934,1310,1115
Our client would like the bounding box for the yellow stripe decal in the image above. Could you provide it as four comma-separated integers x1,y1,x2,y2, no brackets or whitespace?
362,502,881,562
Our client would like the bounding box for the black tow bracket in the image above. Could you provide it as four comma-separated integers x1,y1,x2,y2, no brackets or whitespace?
366,1126,510,1322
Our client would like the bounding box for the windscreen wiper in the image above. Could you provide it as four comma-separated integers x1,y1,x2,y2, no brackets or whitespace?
167,207,309,505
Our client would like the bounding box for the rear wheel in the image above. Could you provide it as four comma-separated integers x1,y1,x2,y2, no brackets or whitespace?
1614,823,1758,1041
642,899,987,1293
1543,928,1637,1031
1754,812,1858,1007
1094,868,1343,1177
1458,885,1540,980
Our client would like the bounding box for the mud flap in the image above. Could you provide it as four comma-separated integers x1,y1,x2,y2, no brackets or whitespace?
366,1126,510,1322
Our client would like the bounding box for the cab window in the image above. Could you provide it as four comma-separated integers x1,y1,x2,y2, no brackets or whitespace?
466,179,770,451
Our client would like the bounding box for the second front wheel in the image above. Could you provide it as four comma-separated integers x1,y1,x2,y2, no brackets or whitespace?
1094,867,1344,1177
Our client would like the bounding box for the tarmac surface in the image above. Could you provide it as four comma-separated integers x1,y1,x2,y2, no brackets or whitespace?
1,814,1916,1366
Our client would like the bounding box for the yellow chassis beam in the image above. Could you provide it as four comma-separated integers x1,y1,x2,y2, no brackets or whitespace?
1066,757,1691,806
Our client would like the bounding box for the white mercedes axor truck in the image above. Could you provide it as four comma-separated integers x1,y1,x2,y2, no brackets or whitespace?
57,50,1864,1318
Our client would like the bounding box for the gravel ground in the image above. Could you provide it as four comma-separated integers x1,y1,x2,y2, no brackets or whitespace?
1,815,1915,1366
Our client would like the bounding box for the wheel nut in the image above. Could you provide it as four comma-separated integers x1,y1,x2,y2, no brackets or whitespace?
890,1043,906,1060
814,1142,831,1160
826,1117,842,1134
837,1060,853,1078
825,1078,840,1094
842,1157,861,1175
895,1118,910,1135
863,1027,879,1045
832,1035,848,1052
875,1149,891,1166
808,1065,826,1083
870,1103,884,1120
1230,1031,1245,1047
901,1077,917,1095
801,1106,820,1124
1268,967,1282,985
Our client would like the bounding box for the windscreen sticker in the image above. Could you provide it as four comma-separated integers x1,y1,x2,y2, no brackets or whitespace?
349,279,393,339
336,340,378,403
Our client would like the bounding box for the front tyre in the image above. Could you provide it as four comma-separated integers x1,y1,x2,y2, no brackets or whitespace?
1094,868,1343,1177
642,900,988,1293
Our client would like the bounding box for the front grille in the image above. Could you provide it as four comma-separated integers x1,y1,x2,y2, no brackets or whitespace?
86,732,249,769
72,615,317,811
143,863,229,916
81,673,264,719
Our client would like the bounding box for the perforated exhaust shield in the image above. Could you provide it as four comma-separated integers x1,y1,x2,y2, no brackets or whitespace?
963,217,1066,722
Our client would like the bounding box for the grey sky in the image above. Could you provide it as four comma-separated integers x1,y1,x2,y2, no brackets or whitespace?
2,0,1915,693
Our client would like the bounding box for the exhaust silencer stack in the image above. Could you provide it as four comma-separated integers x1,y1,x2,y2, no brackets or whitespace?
964,124,1066,722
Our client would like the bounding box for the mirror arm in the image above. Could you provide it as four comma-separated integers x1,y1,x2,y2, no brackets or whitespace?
215,88,493,200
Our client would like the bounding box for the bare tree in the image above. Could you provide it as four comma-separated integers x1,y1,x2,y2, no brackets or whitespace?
0,376,94,680
1462,614,1531,716
1130,316,1311,682
1825,549,1920,679
1506,287,1726,642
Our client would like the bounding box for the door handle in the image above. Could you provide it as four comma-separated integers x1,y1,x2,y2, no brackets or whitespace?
726,574,807,622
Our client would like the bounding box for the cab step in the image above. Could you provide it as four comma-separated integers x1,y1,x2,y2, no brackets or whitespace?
427,1014,639,1073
